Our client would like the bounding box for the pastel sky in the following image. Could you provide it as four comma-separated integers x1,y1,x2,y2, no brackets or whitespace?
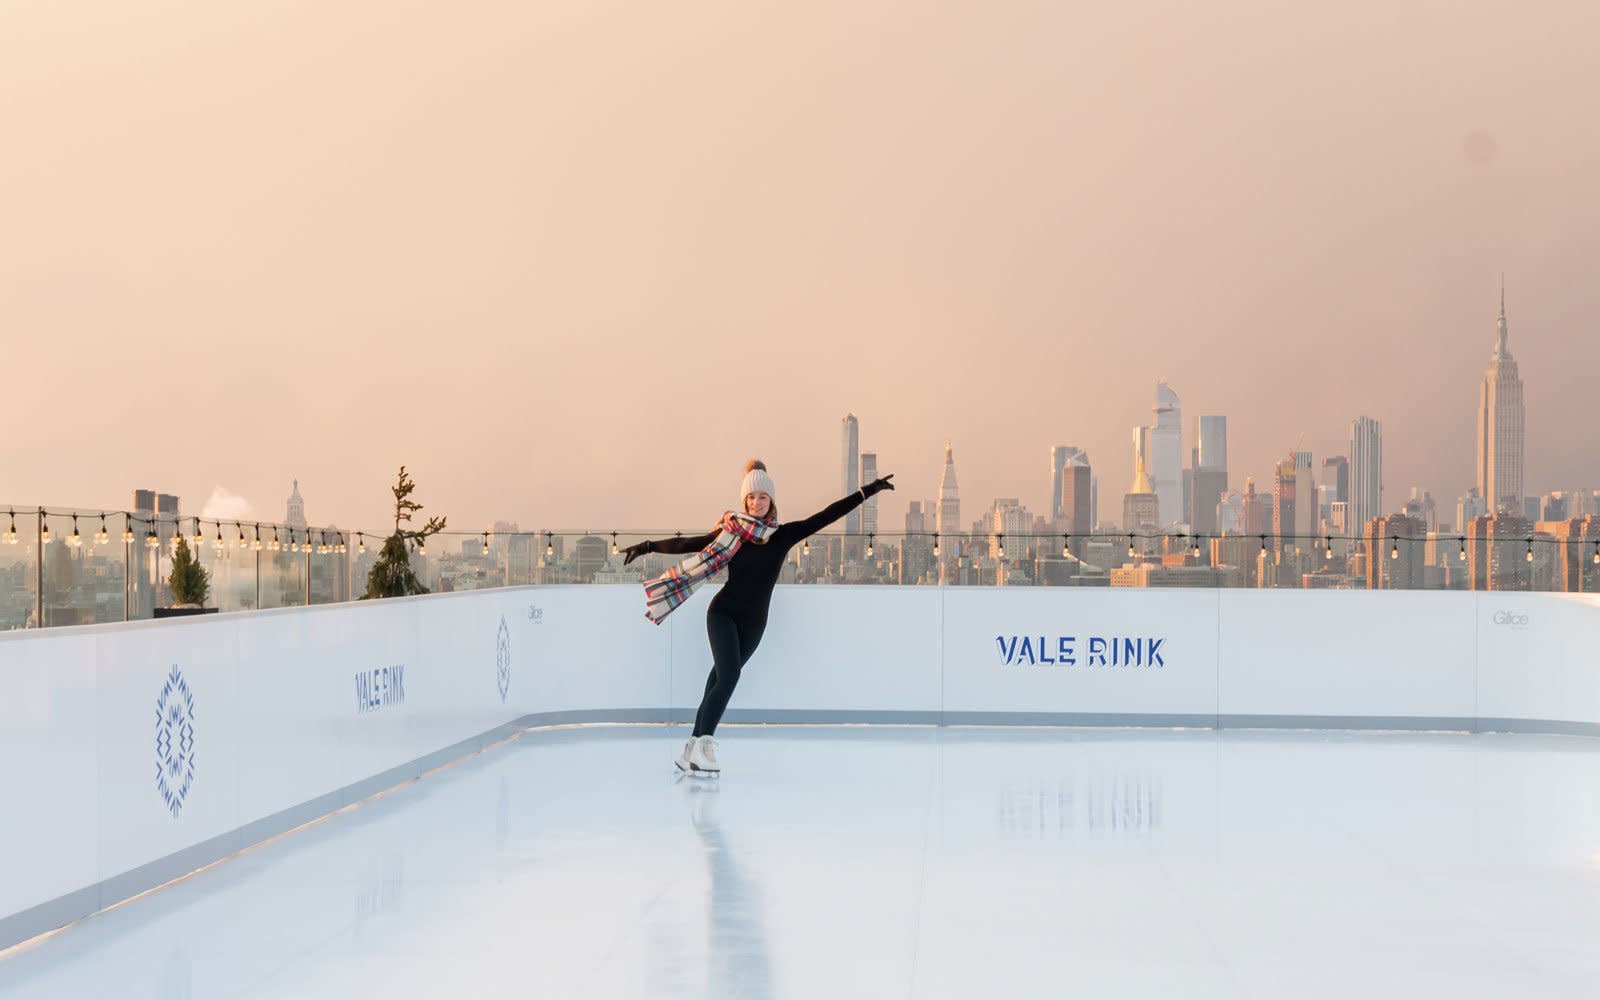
3,1,1598,536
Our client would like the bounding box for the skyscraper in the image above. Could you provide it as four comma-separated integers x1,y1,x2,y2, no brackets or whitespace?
1196,416,1227,474
859,452,878,537
1060,458,1092,556
1350,416,1382,534
286,479,307,529
936,441,961,543
1320,456,1350,532
1477,284,1526,513
1149,381,1183,528
841,414,861,540
1123,456,1159,552
1190,415,1227,536
1272,456,1298,549
1294,451,1316,542
1049,446,1086,523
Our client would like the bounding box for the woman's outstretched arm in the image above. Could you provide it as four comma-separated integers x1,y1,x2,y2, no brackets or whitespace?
784,475,895,542
621,530,718,564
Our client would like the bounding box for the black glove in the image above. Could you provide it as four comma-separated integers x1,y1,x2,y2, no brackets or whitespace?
863,474,895,497
621,540,652,565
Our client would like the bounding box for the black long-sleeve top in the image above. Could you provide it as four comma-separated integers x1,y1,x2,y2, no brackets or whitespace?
648,490,867,621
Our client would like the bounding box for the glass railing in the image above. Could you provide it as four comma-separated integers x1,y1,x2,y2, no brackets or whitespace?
4,504,1599,630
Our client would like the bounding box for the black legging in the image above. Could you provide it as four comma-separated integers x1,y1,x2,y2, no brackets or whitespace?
693,609,767,737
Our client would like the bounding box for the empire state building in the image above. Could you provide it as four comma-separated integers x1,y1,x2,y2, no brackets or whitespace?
1476,286,1525,514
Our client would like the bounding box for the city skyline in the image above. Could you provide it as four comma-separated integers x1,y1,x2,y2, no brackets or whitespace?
4,300,1594,539
4,5,1600,531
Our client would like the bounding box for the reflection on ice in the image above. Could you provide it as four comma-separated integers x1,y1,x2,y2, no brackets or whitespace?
4,726,1600,999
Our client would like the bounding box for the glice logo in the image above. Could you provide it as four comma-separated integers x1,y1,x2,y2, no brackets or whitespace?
155,665,197,818
1492,610,1531,629
496,615,511,703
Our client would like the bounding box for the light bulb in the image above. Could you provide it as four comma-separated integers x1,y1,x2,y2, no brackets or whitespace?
1193,541,1203,558
1526,546,1534,562
358,534,366,555
69,516,81,547
1592,547,1599,565
932,534,940,556
802,539,810,555
291,533,299,553
1259,537,1268,555
867,535,874,557
482,536,490,555
1459,542,1466,561
272,527,280,551
191,520,204,551
41,519,52,544
1390,539,1399,560
5,510,15,544
1129,536,1137,558
419,540,427,556
545,536,553,557
237,525,247,549
146,527,159,550
96,516,109,545
253,526,262,551
1062,536,1070,558
123,521,134,543
996,536,1004,559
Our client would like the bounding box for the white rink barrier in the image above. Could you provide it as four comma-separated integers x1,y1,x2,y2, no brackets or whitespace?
2,584,1597,949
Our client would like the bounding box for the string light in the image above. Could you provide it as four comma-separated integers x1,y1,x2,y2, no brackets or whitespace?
996,534,1004,559
1324,536,1333,560
1459,538,1467,561
1192,537,1202,558
96,514,109,546
610,531,619,555
418,537,427,557
1062,534,1071,558
802,538,810,555
1525,541,1534,562
1129,534,1137,558
290,531,299,553
931,533,940,556
122,515,134,544
270,526,280,552
237,523,247,550
866,534,874,557
482,533,490,556
545,532,553,558
191,518,204,551
338,533,347,554
213,524,224,554
358,533,366,555
1259,535,1268,556
1390,536,1399,560
41,514,52,545
1592,541,1599,565
146,522,160,550
4,509,16,545
253,525,262,552
69,514,82,548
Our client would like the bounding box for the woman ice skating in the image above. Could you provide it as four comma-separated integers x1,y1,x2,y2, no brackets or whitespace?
622,459,895,776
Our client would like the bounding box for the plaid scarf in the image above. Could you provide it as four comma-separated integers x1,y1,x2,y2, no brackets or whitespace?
643,512,780,625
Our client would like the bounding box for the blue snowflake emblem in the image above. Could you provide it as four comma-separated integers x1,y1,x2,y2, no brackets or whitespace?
155,665,196,817
496,616,512,703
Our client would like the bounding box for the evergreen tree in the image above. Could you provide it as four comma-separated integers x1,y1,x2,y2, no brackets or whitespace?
168,536,211,606
362,466,447,599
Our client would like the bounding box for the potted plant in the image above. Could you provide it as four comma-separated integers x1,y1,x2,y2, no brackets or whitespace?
154,535,219,618
362,465,447,599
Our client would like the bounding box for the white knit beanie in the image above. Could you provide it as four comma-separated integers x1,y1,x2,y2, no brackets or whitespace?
739,460,777,506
